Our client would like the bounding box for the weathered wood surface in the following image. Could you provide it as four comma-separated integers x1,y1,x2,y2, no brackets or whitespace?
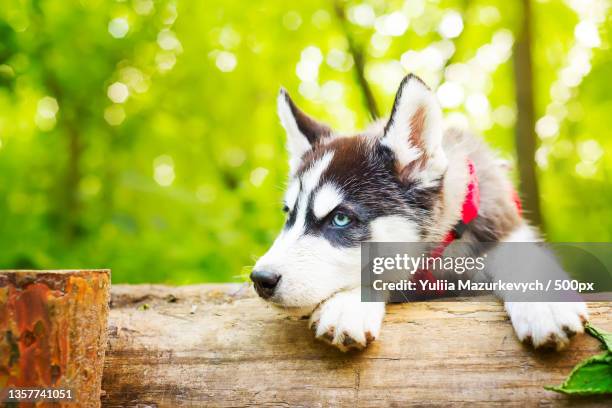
103,284,612,407
0,270,110,408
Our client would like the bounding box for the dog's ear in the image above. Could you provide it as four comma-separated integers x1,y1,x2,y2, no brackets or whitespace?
277,88,332,174
381,74,447,184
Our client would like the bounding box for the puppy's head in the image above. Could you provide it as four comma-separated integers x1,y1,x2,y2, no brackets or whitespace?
252,74,449,312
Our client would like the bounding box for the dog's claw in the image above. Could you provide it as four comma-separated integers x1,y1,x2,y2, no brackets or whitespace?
322,329,335,342
562,325,577,338
342,333,357,347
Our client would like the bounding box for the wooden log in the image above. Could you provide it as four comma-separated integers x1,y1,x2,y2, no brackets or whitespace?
0,270,110,408
103,284,612,407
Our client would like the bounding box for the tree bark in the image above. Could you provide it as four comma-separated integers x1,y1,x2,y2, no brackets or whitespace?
102,284,611,407
0,270,110,408
513,0,543,228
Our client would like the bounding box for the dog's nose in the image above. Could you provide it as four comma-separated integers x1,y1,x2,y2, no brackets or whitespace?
250,270,280,299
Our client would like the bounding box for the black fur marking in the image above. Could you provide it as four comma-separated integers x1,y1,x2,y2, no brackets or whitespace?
284,138,443,248
304,195,372,248
283,179,301,230
401,175,444,213
285,205,298,229
281,89,331,145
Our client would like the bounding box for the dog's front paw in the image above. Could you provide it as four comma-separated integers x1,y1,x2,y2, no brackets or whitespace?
309,290,385,352
505,302,588,350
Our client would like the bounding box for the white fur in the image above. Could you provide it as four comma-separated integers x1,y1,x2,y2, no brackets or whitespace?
381,77,447,183
369,215,420,242
504,302,587,350
302,151,333,195
498,224,589,350
254,151,361,310
503,223,539,242
431,153,470,241
313,184,343,219
284,179,300,211
277,91,312,175
253,232,361,309
286,154,334,238
309,287,385,351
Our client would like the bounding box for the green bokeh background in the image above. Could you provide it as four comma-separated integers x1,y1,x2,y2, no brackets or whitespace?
0,0,610,283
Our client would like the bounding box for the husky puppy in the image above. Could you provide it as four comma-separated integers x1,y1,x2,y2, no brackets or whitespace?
251,74,588,352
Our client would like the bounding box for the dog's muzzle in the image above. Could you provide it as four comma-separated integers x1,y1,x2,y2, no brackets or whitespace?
250,270,280,299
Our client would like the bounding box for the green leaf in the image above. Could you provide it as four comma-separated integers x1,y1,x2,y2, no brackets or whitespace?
546,324,612,395
545,353,612,395
586,323,612,352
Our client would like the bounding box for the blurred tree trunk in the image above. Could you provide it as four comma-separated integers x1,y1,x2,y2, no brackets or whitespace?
64,121,83,240
44,72,83,242
333,0,380,119
33,7,84,242
513,0,543,229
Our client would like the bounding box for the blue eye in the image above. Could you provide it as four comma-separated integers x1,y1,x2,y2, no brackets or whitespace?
331,212,352,228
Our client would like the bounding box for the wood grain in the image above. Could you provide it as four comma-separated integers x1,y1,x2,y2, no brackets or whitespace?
102,284,611,407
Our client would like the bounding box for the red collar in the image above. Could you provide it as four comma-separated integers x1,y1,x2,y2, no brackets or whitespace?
412,159,523,297
413,159,480,295
430,159,480,258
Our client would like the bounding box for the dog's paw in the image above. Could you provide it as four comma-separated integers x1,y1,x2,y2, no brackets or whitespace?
505,302,588,351
309,290,385,352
